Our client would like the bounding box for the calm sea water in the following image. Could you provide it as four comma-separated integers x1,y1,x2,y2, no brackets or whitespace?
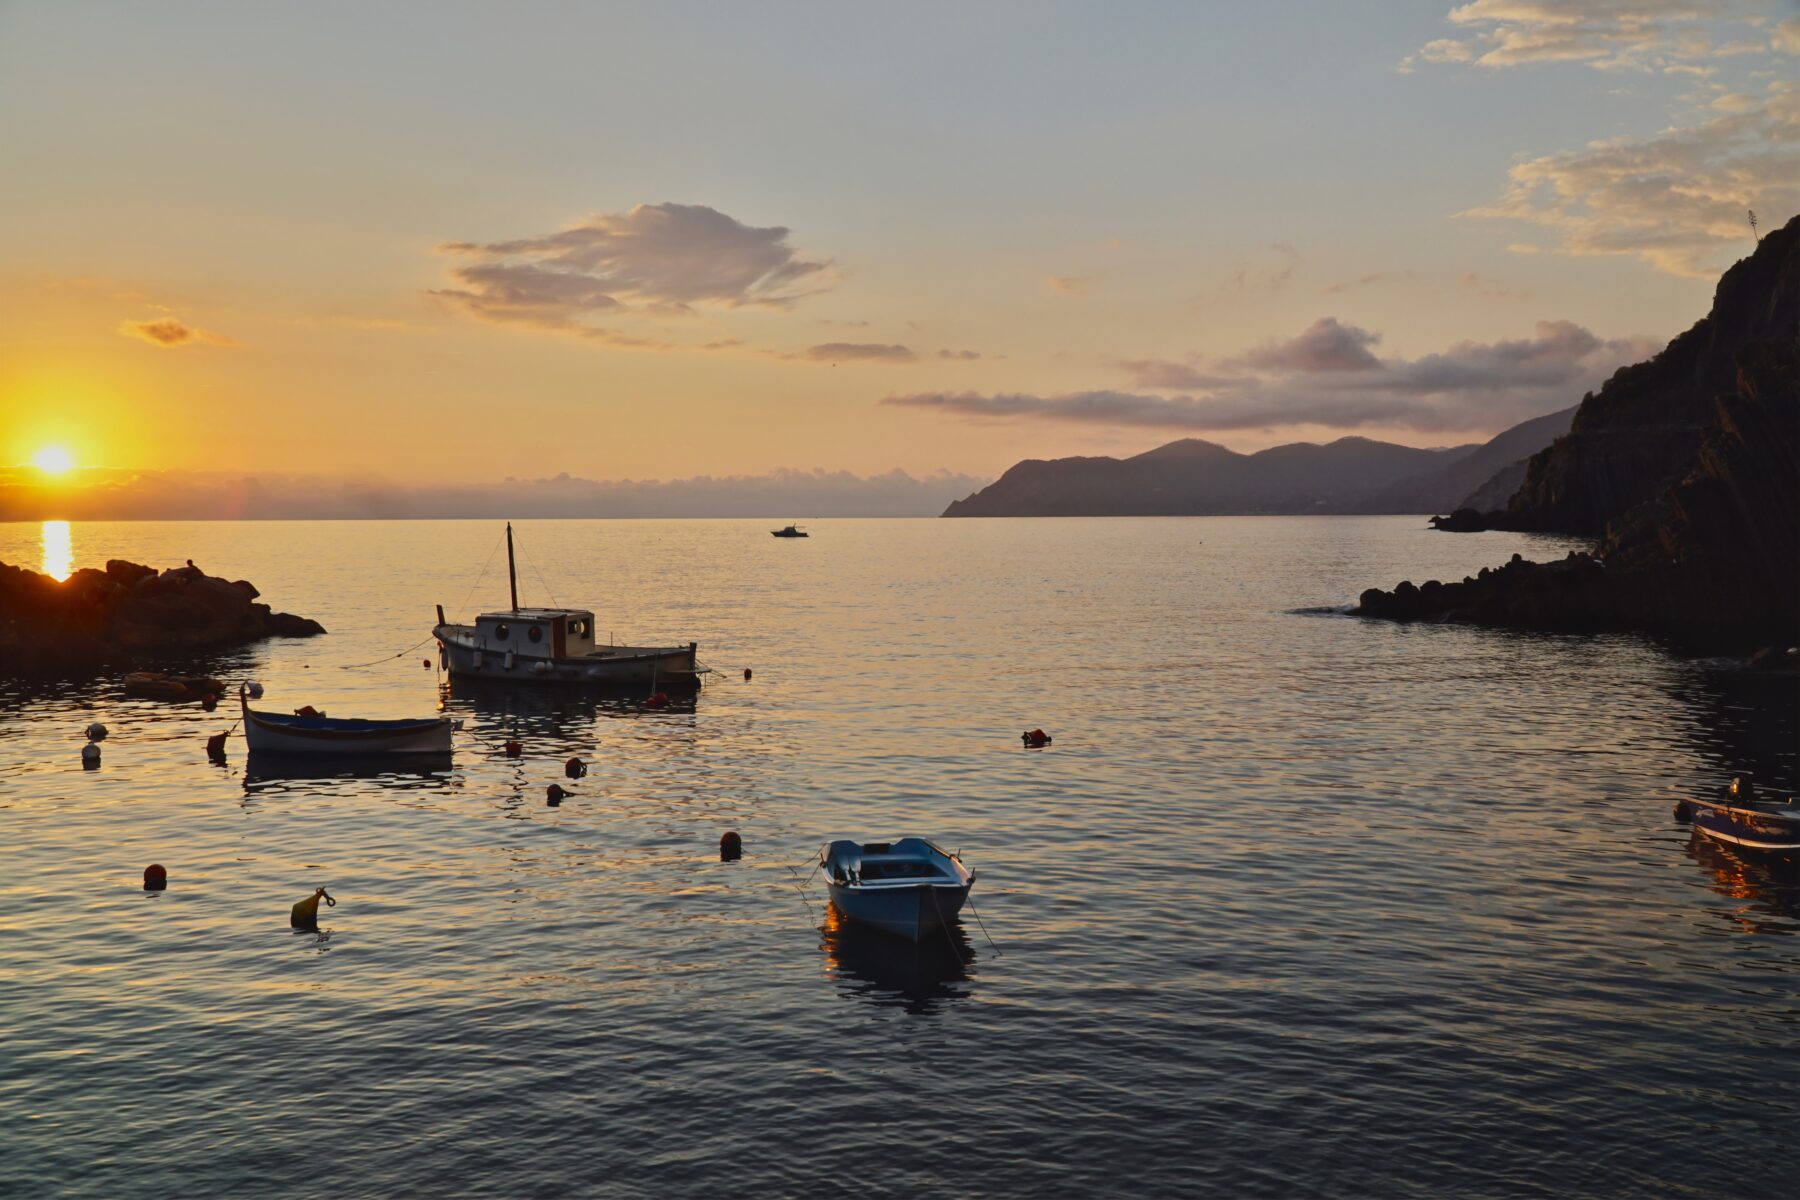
2,518,1796,1200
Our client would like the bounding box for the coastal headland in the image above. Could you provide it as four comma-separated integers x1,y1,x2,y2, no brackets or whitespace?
1357,215,1799,655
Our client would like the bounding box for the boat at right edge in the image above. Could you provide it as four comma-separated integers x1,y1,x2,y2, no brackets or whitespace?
1676,778,1800,853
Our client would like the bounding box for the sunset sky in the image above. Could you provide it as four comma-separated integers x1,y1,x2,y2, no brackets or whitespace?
3,1,1795,487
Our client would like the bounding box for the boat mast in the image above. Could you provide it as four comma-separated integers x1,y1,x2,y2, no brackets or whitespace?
506,521,519,613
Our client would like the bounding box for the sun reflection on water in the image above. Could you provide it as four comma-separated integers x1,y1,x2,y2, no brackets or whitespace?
41,520,73,581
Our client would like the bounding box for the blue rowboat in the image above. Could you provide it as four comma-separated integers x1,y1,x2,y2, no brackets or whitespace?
240,688,457,754
821,838,974,941
1677,778,1800,854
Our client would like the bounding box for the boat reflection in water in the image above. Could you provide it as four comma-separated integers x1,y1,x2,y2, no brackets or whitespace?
243,751,454,796
1684,832,1800,933
443,676,699,722
820,905,975,1015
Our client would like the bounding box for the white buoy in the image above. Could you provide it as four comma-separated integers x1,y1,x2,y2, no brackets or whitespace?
86,722,108,742
246,681,265,699
81,742,101,765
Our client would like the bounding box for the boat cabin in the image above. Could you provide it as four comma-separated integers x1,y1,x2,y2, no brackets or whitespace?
473,608,599,661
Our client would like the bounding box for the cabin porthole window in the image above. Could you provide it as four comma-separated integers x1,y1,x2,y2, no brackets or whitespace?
527,625,544,643
494,623,510,640
570,619,586,636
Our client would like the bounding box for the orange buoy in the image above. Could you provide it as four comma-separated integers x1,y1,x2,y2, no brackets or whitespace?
743,668,753,682
290,887,335,928
504,740,524,758
719,831,743,861
645,692,670,710
143,864,167,890
546,783,570,806
564,756,587,779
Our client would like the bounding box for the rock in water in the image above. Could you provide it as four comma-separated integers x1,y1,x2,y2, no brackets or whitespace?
0,558,325,673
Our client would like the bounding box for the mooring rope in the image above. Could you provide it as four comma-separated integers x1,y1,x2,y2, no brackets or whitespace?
964,892,1002,957
336,531,505,670
786,843,827,916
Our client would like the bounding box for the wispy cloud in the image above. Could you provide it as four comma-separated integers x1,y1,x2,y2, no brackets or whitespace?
798,342,915,363
1216,242,1300,297
118,317,233,348
1460,83,1799,276
886,317,1657,435
1397,1,1778,74
1048,274,1092,295
432,202,832,342
937,348,983,360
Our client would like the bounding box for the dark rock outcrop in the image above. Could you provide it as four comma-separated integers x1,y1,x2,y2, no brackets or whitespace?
1357,216,1800,653
0,558,325,672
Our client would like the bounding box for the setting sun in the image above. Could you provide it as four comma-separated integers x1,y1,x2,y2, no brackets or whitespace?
32,446,74,474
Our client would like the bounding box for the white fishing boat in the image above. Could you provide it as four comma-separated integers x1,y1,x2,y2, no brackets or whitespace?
821,838,975,941
239,688,457,754
432,523,700,689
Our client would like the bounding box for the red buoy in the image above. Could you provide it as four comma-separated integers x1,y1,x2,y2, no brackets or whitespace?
565,756,586,779
423,659,432,669
143,864,167,891
1022,728,1052,748
504,740,524,758
743,668,753,682
200,693,219,712
720,831,743,861
645,692,670,710
205,731,229,758
546,783,570,806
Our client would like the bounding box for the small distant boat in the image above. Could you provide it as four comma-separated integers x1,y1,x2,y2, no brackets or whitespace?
239,687,457,754
771,524,808,538
433,523,700,688
1677,778,1800,853
821,838,974,940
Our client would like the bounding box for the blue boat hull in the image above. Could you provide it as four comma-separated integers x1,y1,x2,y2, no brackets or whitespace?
827,882,970,941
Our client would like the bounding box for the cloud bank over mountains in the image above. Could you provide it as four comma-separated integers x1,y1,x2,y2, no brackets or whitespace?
1,466,988,521
886,316,1657,435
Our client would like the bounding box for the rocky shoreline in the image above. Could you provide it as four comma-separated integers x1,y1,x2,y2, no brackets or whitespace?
0,558,325,673
1363,216,1798,656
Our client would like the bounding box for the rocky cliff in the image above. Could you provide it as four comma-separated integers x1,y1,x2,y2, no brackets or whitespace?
1357,216,1799,653
0,558,325,672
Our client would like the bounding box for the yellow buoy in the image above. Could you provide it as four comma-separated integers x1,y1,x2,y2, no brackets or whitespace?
290,887,336,928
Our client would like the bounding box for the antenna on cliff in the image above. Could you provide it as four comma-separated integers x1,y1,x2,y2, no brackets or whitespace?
1748,209,1760,243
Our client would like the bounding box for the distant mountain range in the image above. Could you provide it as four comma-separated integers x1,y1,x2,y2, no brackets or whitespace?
941,406,1576,517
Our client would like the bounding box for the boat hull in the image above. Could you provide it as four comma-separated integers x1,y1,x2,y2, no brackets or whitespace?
827,882,971,941
1690,804,1800,853
436,629,699,688
241,701,455,755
